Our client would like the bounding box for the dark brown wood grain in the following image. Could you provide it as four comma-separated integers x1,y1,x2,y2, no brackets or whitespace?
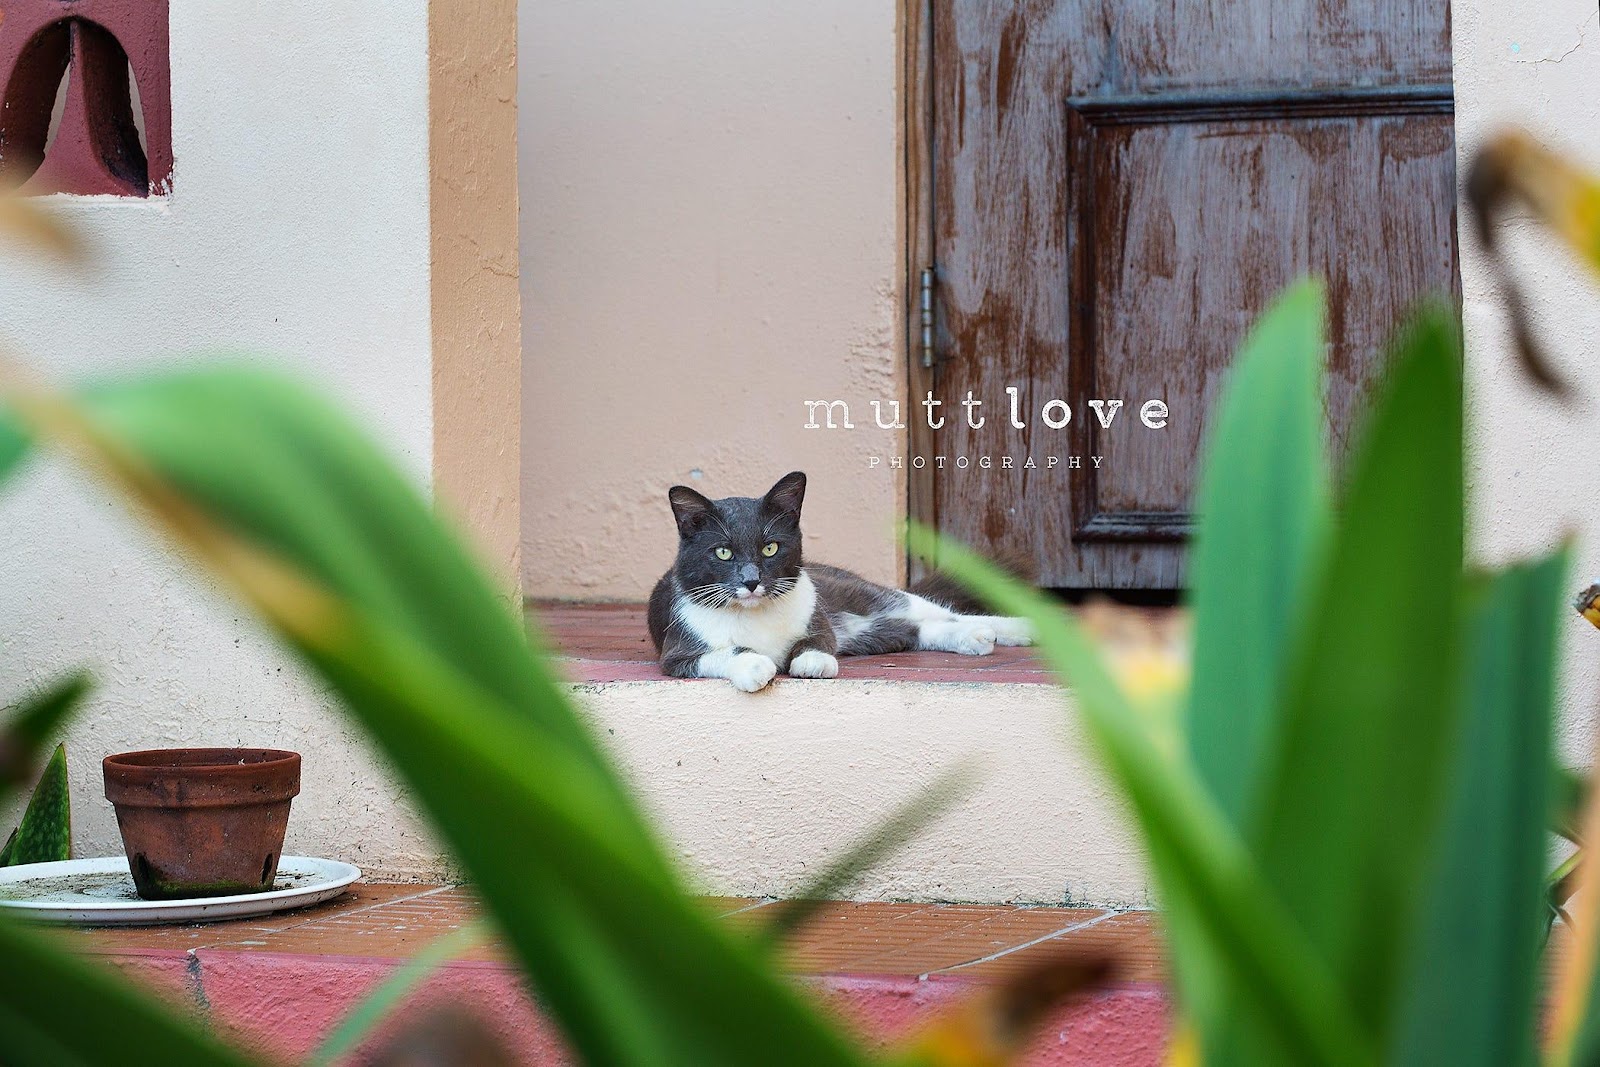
918,0,1458,590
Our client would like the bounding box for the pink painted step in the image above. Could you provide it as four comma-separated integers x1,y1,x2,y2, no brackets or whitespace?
71,885,1170,1064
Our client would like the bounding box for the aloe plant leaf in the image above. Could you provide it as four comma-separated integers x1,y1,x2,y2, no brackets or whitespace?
0,743,70,866
1390,553,1565,1067
907,525,1372,1066
0,367,871,1067
1187,279,1331,829
1249,308,1465,1043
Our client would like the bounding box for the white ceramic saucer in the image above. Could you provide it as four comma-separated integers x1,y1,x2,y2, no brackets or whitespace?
0,855,361,925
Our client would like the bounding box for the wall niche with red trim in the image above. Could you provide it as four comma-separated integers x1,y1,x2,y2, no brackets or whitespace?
0,0,171,197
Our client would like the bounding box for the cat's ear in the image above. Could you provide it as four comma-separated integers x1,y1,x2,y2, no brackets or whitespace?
668,485,716,537
762,471,807,520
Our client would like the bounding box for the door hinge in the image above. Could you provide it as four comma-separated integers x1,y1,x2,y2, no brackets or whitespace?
919,266,936,368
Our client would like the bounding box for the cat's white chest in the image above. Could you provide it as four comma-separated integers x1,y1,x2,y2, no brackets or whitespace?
675,570,817,661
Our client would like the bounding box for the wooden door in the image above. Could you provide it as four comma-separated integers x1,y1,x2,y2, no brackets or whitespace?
913,1,1458,591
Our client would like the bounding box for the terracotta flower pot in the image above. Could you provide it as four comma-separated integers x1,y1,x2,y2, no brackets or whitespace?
102,748,301,901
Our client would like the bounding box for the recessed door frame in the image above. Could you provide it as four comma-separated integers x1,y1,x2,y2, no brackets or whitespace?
902,0,936,582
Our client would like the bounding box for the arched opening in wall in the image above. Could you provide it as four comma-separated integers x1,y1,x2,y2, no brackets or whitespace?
43,56,149,165
0,5,168,198
0,18,71,188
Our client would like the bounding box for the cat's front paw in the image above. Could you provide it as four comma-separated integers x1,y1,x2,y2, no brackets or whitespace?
727,651,778,692
788,649,839,678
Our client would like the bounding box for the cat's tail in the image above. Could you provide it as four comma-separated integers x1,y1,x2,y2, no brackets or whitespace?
907,548,1039,615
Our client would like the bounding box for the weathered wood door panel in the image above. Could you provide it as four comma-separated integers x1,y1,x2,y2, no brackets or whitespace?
919,1,1458,590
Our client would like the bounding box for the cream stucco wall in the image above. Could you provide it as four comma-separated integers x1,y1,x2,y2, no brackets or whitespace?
518,0,906,600
1453,0,1600,762
0,4,445,877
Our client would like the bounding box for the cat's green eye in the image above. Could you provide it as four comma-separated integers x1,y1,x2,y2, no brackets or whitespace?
762,541,779,557
714,547,733,561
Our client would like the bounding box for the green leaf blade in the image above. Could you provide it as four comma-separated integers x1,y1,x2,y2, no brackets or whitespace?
1391,553,1566,1067
0,413,30,487
0,918,262,1067
18,367,870,1067
1251,308,1466,1041
1,674,89,804
1187,279,1331,828
907,525,1373,1067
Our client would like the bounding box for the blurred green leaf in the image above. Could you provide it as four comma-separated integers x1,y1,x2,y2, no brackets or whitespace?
1180,280,1332,1061
309,615,868,1065
907,524,1372,1066
0,416,28,485
1250,309,1465,1042
1188,279,1331,827
78,369,626,804
1555,766,1587,844
309,918,489,1066
0,196,82,262
0,367,869,1067
0,919,261,1066
1391,553,1565,1066
0,743,70,865
760,764,973,948
0,674,89,802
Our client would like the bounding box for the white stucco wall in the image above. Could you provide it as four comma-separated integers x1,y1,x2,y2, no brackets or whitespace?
0,4,443,877
1453,0,1600,762
517,0,905,601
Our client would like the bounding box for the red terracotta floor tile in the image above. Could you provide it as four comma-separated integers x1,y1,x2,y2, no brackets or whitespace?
66,884,1167,989
950,909,1165,985
73,882,440,954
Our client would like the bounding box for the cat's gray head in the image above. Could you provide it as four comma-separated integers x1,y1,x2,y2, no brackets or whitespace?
666,472,806,610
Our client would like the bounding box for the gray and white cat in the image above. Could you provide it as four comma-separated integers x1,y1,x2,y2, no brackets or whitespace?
647,471,1034,692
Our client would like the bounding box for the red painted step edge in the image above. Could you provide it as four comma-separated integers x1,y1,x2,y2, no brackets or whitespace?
100,947,1169,1065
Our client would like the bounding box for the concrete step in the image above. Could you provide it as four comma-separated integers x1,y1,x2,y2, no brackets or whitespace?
540,602,1150,908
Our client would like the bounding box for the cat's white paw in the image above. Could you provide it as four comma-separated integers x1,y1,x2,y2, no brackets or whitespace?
951,623,997,656
788,649,839,678
991,618,1034,646
727,651,778,692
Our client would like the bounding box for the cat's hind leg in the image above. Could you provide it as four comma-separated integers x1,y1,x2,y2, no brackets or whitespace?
901,593,1000,656
959,615,1034,646
916,619,998,656
834,617,918,657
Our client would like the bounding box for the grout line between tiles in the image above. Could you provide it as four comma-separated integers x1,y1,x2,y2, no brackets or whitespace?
919,908,1118,979
719,898,779,918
